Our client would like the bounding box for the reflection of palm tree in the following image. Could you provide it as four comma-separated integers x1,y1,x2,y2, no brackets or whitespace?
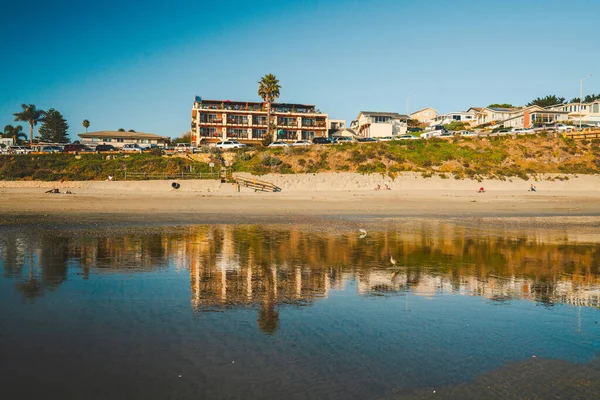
17,263,44,301
257,300,279,335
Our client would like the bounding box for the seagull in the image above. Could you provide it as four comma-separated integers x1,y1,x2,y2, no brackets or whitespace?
358,229,367,239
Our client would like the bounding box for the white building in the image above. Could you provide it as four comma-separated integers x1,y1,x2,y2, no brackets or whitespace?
432,108,479,126
351,111,408,138
548,100,600,125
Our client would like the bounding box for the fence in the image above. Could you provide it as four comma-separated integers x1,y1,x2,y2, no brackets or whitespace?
563,131,600,140
123,172,219,180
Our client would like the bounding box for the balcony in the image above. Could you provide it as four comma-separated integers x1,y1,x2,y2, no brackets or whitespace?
278,119,297,127
253,118,268,127
301,119,326,128
227,116,249,126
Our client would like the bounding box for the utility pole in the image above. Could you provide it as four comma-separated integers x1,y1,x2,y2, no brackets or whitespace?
580,74,592,130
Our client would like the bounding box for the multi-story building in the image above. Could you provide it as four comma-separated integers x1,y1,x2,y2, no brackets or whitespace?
410,107,437,123
191,96,328,145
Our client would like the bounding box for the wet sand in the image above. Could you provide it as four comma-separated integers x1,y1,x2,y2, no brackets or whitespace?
389,356,600,400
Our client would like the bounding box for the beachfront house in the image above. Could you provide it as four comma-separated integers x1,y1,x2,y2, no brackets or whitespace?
191,96,329,145
432,108,479,126
474,107,518,126
78,131,169,148
502,106,569,129
548,100,600,125
352,111,408,138
410,107,437,123
331,128,359,139
328,119,346,136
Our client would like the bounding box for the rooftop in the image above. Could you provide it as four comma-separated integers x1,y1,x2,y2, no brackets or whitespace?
359,111,408,119
78,131,169,140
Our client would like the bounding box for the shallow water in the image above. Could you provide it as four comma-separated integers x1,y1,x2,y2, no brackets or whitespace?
1,222,599,399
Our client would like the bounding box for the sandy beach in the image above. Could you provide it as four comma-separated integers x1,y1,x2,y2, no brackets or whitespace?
0,172,599,228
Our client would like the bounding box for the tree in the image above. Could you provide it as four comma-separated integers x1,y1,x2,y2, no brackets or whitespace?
82,119,90,133
118,128,125,132
488,103,515,108
570,97,581,104
526,95,565,108
3,124,27,144
13,104,45,144
128,129,136,132
39,109,69,143
173,131,191,144
258,73,281,142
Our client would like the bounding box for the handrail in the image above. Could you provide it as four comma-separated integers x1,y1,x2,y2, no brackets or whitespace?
234,176,281,192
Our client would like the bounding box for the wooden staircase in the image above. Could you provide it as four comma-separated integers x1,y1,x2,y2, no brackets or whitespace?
234,176,281,192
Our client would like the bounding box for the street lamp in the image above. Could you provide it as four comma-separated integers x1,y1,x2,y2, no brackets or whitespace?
406,95,415,134
579,74,592,130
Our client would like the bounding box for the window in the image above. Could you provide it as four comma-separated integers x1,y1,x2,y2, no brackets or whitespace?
200,127,218,137
252,129,266,139
302,131,315,140
374,116,390,123
117,138,124,143
593,104,599,113
228,128,247,139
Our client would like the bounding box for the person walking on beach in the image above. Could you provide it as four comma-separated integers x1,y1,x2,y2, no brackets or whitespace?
530,183,536,192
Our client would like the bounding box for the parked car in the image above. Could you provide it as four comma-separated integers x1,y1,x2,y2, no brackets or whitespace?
63,144,93,153
512,128,534,135
332,136,354,144
8,145,32,154
496,128,513,136
290,140,312,147
40,145,63,153
312,137,333,145
95,144,118,152
228,140,247,148
408,127,423,133
175,143,196,153
556,124,574,132
216,141,242,149
458,130,477,137
121,143,143,153
438,132,455,139
357,137,378,143
268,141,289,148
395,134,420,140
378,136,394,142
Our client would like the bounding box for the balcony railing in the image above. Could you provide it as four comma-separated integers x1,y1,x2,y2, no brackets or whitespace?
278,119,298,127
302,120,326,128
200,118,222,125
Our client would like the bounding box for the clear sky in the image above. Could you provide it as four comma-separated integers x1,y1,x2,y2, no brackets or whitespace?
1,0,599,139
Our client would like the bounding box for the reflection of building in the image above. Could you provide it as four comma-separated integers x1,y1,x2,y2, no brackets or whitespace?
1,223,599,312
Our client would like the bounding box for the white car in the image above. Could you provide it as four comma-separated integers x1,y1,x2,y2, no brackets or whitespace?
268,141,289,148
458,130,477,137
395,134,420,140
8,145,32,154
556,124,574,132
175,143,195,153
228,140,247,148
215,141,242,149
121,143,143,153
333,137,354,144
438,132,455,139
291,140,311,147
513,128,535,135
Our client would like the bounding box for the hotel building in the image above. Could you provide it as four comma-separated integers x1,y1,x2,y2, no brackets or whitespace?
191,96,328,145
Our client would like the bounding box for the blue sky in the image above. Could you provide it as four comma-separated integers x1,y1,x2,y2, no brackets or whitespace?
1,0,599,139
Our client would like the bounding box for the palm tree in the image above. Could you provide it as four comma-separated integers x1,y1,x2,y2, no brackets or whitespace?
13,104,45,144
82,119,90,133
3,124,26,145
258,73,281,142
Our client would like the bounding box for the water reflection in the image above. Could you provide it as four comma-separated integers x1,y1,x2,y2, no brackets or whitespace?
1,224,599,324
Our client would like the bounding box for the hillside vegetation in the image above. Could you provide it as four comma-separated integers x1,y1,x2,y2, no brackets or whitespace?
0,136,598,181
233,136,600,180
